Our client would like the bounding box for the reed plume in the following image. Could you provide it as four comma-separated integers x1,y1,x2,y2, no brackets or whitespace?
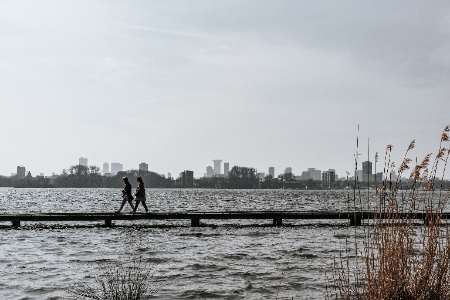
329,125,450,300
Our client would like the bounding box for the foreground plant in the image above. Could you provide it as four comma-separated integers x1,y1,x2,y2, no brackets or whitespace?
67,256,165,300
330,125,450,299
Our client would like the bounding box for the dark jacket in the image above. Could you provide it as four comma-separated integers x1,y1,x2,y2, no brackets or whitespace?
135,181,145,197
123,181,134,200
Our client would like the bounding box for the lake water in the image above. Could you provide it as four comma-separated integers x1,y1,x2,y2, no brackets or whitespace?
0,188,372,299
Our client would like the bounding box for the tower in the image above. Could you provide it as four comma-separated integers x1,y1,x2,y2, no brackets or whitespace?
111,163,123,175
17,166,26,179
139,162,148,172
269,167,274,178
212,160,222,175
224,162,230,177
79,156,88,166
103,162,110,174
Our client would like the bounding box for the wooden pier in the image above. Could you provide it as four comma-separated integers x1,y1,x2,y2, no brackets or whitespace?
0,211,447,228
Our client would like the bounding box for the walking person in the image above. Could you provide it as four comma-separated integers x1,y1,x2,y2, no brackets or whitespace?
115,177,135,213
133,177,148,213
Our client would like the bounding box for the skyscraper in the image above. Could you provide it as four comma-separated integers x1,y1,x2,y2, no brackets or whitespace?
17,166,26,179
284,167,292,174
103,162,110,174
111,163,123,175
139,162,148,172
180,170,194,187
206,166,213,177
79,156,88,166
322,169,336,188
269,167,274,178
362,161,373,182
212,160,222,175
224,162,230,177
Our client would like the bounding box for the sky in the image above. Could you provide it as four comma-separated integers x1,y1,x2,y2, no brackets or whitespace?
1,1,450,179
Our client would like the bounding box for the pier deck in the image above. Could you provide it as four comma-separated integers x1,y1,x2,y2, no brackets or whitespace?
0,211,447,228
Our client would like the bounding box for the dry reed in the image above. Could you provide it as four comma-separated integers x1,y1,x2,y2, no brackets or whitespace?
67,256,165,300
329,125,450,299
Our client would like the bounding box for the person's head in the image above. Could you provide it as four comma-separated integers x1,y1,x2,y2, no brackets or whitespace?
137,177,143,183
123,176,128,182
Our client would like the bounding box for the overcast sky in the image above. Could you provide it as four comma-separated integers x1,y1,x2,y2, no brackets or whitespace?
1,1,450,179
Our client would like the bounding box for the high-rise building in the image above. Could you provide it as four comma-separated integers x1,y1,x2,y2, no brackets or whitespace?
111,163,123,175
269,167,275,178
362,161,372,182
139,162,148,172
103,162,110,174
213,160,222,175
354,170,363,180
180,170,194,187
17,166,26,179
224,162,230,177
206,166,213,178
300,168,321,181
79,156,88,166
284,167,292,174
258,172,265,180
390,170,398,182
322,169,336,188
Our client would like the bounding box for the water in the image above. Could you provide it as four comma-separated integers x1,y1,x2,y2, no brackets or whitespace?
0,188,369,299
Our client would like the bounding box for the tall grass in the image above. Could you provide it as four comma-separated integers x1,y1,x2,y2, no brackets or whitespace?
67,256,165,300
329,125,450,299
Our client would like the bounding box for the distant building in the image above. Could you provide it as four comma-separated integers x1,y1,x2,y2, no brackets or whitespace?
322,169,336,188
284,167,292,174
301,168,321,181
40,173,44,176
180,170,194,187
111,163,123,175
354,168,383,182
139,162,148,172
269,167,275,178
224,162,230,177
354,170,363,181
104,173,112,177
258,172,265,180
17,166,26,179
103,162,110,174
362,161,373,182
206,166,213,178
79,156,88,166
11,173,17,177
213,160,222,175
390,171,398,182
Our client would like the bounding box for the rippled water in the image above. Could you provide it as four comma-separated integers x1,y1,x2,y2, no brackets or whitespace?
0,188,376,299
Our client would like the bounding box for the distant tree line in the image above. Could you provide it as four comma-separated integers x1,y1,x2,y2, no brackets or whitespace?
0,165,176,189
1,164,449,190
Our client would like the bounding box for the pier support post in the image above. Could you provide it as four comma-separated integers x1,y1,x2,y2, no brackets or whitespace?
273,218,282,226
191,218,200,227
12,221,20,228
105,220,112,227
350,217,362,226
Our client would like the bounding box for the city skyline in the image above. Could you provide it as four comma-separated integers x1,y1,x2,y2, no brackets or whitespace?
4,156,402,182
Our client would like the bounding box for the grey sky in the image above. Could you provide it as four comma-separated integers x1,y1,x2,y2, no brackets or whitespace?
1,1,450,178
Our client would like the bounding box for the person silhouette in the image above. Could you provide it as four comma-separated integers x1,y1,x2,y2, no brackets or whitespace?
115,177,135,213
133,177,149,213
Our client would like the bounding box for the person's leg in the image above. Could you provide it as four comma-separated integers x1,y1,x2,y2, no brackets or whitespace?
142,201,148,212
133,200,140,212
116,196,128,213
128,198,135,210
